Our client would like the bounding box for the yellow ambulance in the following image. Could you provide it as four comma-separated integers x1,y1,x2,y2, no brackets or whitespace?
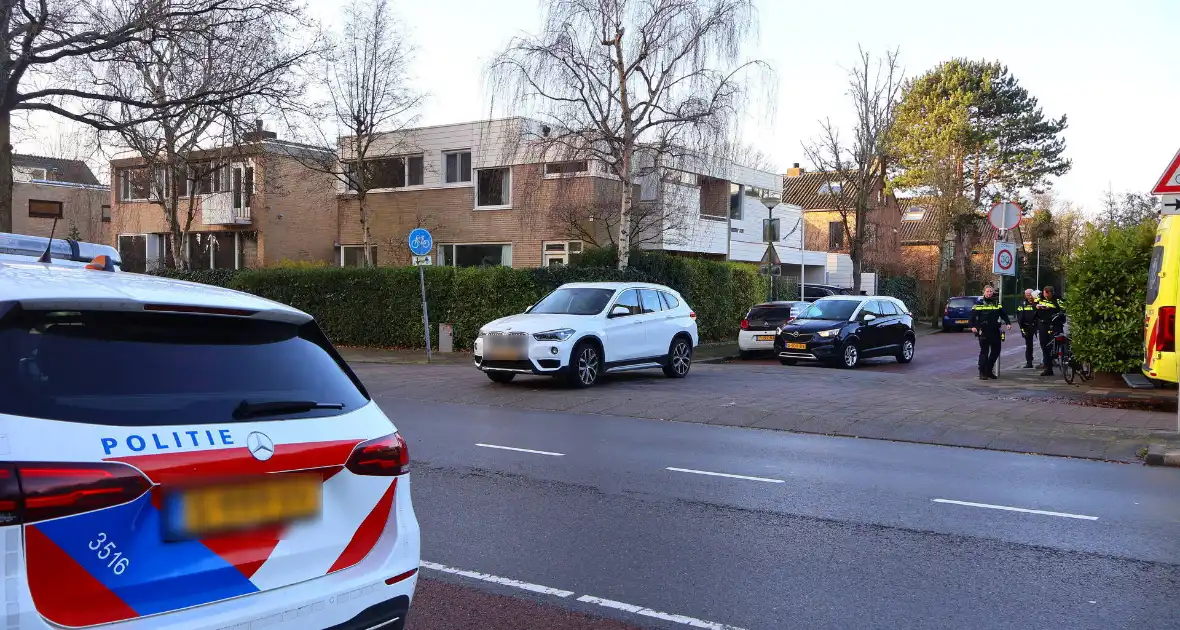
1144,212,1178,384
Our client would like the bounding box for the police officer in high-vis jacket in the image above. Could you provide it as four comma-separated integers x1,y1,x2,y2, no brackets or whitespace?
970,285,1012,380
1036,285,1064,376
1016,288,1039,368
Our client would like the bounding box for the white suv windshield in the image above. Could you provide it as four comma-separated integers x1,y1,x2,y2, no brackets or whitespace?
530,288,616,315
0,306,368,426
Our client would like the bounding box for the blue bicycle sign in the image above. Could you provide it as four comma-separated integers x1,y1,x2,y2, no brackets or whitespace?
408,228,433,256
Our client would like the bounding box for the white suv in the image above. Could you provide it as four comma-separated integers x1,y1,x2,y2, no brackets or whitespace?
0,256,419,629
474,282,699,387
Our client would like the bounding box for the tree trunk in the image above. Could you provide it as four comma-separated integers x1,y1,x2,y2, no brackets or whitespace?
0,110,11,233
359,193,372,267
616,170,633,271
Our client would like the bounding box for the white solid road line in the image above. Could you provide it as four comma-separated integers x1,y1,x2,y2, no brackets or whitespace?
932,499,1099,521
420,561,575,597
475,443,565,457
666,467,785,484
577,595,749,630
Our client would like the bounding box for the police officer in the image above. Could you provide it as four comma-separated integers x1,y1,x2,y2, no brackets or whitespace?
1016,288,1039,368
970,285,1012,380
1035,285,1064,376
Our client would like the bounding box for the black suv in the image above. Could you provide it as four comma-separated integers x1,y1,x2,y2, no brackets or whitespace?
803,284,855,302
774,296,916,368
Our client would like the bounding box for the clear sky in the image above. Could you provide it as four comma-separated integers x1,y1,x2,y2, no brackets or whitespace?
20,0,1179,212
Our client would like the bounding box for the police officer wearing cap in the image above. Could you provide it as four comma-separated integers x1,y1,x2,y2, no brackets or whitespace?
1016,288,1039,369
970,285,1012,380
1035,285,1064,376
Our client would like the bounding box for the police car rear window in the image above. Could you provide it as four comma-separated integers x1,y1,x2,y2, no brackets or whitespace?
0,307,369,426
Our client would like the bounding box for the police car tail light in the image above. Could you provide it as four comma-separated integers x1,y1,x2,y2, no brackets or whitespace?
0,467,21,526
12,462,150,524
345,433,409,476
1156,306,1176,353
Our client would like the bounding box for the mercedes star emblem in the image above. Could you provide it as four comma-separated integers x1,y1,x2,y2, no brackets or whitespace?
246,431,275,461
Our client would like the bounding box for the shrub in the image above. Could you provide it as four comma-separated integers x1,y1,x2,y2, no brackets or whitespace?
1065,222,1156,372
151,249,765,349
879,275,921,313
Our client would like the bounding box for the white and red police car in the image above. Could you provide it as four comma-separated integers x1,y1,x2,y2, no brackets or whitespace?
0,240,419,629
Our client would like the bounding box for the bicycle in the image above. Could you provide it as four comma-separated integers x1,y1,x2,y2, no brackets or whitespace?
1043,313,1093,384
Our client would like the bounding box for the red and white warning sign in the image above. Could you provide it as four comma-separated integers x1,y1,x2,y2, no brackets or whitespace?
993,241,1016,276
1151,148,1180,195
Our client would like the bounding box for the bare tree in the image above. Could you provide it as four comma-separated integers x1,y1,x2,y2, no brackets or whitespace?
724,140,777,173
803,47,902,294
277,0,421,267
79,1,313,269
489,0,771,269
0,0,312,233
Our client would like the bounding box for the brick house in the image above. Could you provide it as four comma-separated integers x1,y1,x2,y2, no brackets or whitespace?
10,154,109,242
782,164,902,275
105,124,337,272
336,118,832,282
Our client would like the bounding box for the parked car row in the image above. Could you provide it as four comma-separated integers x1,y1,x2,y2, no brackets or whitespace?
741,294,918,369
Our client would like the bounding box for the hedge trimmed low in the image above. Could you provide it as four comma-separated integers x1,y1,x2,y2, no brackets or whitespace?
153,252,764,350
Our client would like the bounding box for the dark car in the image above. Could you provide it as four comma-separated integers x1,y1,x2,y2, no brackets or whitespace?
774,295,916,368
738,300,806,359
802,284,854,302
942,295,981,332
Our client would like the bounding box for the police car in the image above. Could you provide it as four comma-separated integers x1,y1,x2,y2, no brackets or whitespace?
0,236,419,629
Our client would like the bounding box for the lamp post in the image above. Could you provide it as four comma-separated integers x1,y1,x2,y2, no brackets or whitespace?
761,196,781,300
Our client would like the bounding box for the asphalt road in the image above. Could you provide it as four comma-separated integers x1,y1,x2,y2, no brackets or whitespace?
387,397,1180,630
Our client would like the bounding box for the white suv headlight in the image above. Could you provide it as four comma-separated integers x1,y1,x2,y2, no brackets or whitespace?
533,328,575,342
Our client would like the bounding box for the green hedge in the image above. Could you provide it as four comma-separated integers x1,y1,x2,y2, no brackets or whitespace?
153,251,762,349
1065,222,1156,372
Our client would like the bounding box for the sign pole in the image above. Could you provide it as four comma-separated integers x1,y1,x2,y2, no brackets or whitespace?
408,228,435,362
419,265,432,362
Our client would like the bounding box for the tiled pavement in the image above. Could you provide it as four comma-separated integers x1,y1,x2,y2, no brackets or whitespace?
348,356,1180,464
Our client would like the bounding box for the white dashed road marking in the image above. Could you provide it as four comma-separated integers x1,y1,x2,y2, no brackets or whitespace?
420,561,574,597
475,443,565,457
666,467,785,484
932,499,1098,520
421,562,748,629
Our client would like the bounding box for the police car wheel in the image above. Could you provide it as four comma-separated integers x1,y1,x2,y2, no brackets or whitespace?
896,338,915,364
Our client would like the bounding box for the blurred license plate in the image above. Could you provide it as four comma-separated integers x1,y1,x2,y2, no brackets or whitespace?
956,320,969,324
163,474,321,539
786,342,807,350
756,335,775,342
487,348,524,360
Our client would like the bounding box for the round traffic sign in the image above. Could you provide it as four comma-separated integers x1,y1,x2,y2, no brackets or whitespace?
408,228,433,256
988,201,1023,231
996,248,1014,271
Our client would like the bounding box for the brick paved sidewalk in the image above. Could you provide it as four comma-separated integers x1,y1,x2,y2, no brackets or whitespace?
351,359,1180,463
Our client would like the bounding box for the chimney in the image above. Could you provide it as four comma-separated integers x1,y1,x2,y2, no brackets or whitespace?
244,119,278,142
786,162,805,177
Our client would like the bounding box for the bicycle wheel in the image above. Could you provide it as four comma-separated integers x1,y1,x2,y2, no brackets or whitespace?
1055,339,1070,376
1063,359,1077,384
1079,362,1094,381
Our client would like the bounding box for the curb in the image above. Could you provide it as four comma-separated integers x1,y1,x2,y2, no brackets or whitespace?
1144,444,1180,467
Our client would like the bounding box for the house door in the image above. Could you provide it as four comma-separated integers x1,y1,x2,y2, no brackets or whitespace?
543,241,582,267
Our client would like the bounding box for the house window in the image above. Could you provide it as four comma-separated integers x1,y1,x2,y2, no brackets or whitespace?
101,205,111,222
544,160,588,175
445,151,472,183
437,243,513,267
119,167,151,201
476,168,511,208
542,240,582,266
828,221,844,249
729,183,743,220
118,234,148,273
340,245,378,267
348,155,424,190
903,206,925,221
818,181,843,194
28,199,62,219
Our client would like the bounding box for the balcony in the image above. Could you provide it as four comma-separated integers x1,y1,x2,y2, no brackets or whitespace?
201,191,251,225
